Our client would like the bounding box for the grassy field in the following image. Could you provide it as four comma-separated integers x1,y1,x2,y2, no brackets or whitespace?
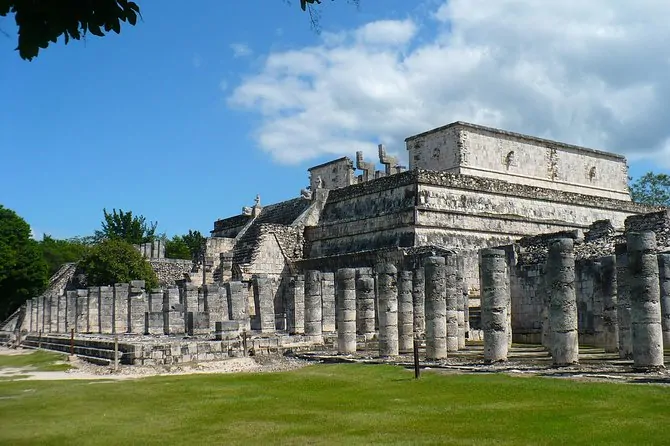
0,350,71,371
0,363,669,445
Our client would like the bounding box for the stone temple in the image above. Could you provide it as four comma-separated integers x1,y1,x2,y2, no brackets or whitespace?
198,121,649,293
3,120,668,371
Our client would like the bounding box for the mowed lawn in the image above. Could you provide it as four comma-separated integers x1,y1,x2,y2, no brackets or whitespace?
0,363,669,446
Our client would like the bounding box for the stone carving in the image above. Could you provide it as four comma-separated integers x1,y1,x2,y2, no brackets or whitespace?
378,144,399,175
504,150,516,169
355,151,375,182
315,176,323,189
242,206,252,216
300,187,312,200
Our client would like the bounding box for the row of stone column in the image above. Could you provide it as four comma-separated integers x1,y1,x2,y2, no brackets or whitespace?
321,255,468,357
539,232,666,370
26,281,250,337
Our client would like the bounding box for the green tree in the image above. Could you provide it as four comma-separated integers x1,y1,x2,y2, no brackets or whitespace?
165,235,191,260
78,238,158,288
38,235,92,277
630,172,670,207
0,205,48,319
165,230,205,260
95,208,157,245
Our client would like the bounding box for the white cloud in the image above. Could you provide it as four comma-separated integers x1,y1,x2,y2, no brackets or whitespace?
228,1,670,168
230,43,253,58
354,19,417,46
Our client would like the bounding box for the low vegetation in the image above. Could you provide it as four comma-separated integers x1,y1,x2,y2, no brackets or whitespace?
0,363,668,445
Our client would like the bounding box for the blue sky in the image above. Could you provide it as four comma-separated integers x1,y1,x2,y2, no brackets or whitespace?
1,0,668,240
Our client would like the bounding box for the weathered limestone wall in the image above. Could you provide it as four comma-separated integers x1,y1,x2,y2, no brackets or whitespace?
308,157,356,191
306,169,652,292
306,176,417,257
149,259,193,286
406,122,630,200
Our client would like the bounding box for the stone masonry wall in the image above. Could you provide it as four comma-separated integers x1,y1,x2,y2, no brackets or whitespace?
406,122,630,200
149,259,193,286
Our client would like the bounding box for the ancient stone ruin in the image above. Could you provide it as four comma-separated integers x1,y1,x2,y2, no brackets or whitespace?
2,121,669,375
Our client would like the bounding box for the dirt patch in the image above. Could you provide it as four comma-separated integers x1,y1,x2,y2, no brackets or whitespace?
0,347,309,381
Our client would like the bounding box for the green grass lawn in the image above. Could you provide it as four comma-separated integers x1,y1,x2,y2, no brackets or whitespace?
0,363,668,445
0,350,71,371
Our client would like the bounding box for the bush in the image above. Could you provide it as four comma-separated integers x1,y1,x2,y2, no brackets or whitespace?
78,239,158,289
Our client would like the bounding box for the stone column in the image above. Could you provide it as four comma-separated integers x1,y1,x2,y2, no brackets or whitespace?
547,238,579,366
49,294,58,333
197,287,206,313
87,286,99,333
336,268,357,354
321,272,336,332
445,253,460,353
206,284,228,332
376,263,398,357
128,282,147,334
42,295,50,333
628,232,664,370
164,287,180,312
99,286,114,334
455,259,466,350
64,292,74,333
397,271,414,353
113,283,129,334
615,243,633,359
658,254,670,347
76,290,88,333
480,249,510,362
287,275,305,334
304,270,323,342
35,296,41,333
356,268,376,340
148,289,163,313
182,284,199,316
57,294,66,333
599,255,619,353
425,256,447,360
463,289,470,342
412,266,425,336
252,275,275,333
30,298,37,332
25,299,33,333
226,281,249,331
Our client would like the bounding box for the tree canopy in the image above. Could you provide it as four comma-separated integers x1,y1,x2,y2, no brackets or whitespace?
38,235,92,277
0,205,48,319
630,172,670,207
95,208,157,245
0,0,140,60
78,238,158,288
165,230,205,261
2,0,358,61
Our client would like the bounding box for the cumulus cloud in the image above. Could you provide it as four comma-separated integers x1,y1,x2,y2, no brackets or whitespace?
230,43,253,58
228,0,670,167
